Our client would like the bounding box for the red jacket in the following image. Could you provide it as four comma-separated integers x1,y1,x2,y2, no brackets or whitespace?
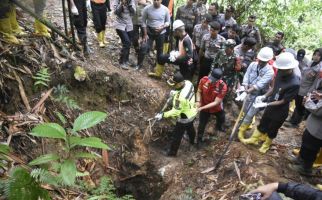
198,77,227,113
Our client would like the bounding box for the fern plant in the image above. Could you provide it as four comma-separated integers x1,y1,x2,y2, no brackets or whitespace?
0,167,50,200
33,67,51,88
28,111,109,188
52,84,80,110
0,143,10,170
88,176,135,200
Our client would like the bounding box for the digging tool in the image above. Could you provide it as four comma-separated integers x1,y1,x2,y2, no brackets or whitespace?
210,95,256,173
143,94,174,143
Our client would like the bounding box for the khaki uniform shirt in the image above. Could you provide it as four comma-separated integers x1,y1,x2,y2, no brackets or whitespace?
175,5,196,30
200,33,226,59
193,24,210,48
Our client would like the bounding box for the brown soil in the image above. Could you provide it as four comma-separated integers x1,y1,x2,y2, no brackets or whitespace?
0,1,320,200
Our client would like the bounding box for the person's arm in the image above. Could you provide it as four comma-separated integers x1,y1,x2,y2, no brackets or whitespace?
141,7,148,42
304,92,322,117
176,38,193,62
249,67,274,92
163,97,184,118
264,78,275,97
278,182,322,200
199,82,227,111
198,97,223,111
196,87,202,108
199,35,206,59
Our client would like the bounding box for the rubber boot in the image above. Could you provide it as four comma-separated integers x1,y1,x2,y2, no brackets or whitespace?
79,35,91,57
102,30,108,44
34,19,50,37
248,116,256,130
148,63,164,78
243,128,264,145
259,137,272,154
97,31,105,48
238,123,249,143
317,184,322,191
8,6,26,36
313,149,322,168
163,42,169,54
0,18,20,44
289,100,296,113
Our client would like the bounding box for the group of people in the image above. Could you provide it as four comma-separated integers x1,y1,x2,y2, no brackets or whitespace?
1,0,322,199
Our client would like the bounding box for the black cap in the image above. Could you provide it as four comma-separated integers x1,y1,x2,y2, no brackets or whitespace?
208,68,223,82
297,49,306,60
167,72,185,86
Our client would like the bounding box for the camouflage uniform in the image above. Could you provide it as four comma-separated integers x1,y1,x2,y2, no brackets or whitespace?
212,49,239,102
194,3,207,25
176,5,196,37
241,25,261,45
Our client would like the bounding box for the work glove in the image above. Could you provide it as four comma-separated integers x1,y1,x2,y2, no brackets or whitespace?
253,102,268,108
154,113,163,121
169,51,180,62
169,90,176,97
86,0,92,12
255,95,266,104
236,86,245,93
235,92,247,102
71,5,79,15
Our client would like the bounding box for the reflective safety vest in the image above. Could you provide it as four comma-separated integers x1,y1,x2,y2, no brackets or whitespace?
91,0,106,4
163,80,197,123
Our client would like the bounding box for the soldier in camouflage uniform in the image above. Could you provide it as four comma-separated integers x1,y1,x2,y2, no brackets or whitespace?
175,0,197,37
194,0,207,25
198,21,226,82
212,39,241,102
241,15,261,47
192,13,211,54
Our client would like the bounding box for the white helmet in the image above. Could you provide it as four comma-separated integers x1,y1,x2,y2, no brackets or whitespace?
257,47,274,62
173,20,185,31
273,52,299,69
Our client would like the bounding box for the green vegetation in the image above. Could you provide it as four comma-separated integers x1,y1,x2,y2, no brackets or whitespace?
28,111,109,188
175,0,322,52
33,67,51,89
52,84,80,110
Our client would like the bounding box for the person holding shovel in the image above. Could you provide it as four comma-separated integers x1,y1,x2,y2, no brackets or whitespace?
154,72,197,156
243,52,300,154
196,68,227,147
236,46,275,143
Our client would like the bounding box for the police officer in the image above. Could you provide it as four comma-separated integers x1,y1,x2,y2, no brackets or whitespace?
192,14,211,55
220,24,241,45
219,5,237,28
198,21,226,82
196,68,227,146
194,0,207,25
241,15,261,46
175,0,196,37
155,72,197,156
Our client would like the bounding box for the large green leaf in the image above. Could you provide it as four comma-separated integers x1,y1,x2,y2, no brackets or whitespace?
72,111,107,132
71,137,110,150
29,154,59,166
60,159,76,186
30,123,66,140
69,136,82,148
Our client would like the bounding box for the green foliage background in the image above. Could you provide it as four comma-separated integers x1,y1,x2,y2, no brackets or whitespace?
174,0,322,52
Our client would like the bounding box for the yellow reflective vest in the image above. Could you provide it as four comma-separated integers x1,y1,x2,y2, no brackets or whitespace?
163,80,197,123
